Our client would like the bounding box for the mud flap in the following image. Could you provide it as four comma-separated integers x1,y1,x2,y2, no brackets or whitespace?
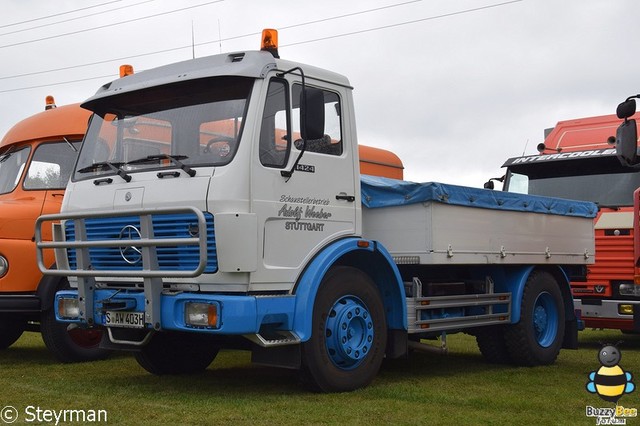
562,318,579,349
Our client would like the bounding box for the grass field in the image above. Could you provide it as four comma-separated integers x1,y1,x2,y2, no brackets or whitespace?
1,328,638,425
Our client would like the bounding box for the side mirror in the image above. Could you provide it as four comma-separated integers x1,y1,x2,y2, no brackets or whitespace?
616,118,639,166
617,99,637,119
484,180,495,190
301,87,325,141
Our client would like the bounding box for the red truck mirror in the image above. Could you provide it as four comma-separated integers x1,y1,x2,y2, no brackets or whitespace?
617,98,636,119
616,97,640,166
616,117,639,166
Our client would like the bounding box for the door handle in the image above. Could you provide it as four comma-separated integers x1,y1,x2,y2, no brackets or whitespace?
336,193,355,202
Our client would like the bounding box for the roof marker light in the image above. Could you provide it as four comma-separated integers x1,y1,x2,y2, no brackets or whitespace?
45,95,56,110
119,64,134,78
261,28,279,58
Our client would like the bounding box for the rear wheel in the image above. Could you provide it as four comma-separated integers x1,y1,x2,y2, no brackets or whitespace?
301,266,387,392
0,315,26,349
504,270,565,366
475,325,512,364
135,332,219,375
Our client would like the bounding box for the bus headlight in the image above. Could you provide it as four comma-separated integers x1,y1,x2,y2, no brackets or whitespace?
0,256,7,277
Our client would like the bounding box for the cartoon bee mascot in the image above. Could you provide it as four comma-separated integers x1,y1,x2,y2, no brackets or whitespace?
586,343,635,403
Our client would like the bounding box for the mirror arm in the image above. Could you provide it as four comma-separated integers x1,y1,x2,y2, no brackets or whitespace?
277,67,308,181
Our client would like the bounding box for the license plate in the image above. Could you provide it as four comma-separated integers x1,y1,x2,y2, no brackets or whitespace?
104,311,145,328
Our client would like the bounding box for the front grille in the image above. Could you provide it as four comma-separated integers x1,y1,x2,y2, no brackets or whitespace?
65,213,217,273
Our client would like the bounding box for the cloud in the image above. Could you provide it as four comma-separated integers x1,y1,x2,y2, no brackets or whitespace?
1,0,639,187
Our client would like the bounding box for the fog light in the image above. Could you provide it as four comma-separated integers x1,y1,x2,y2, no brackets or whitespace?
0,255,8,278
58,297,80,319
185,302,218,328
619,304,634,315
619,283,640,297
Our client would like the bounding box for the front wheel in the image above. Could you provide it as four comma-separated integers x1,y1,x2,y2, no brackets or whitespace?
504,270,565,366
135,332,219,375
301,266,387,392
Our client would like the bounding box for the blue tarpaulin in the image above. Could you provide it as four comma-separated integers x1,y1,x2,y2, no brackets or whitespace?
360,175,597,218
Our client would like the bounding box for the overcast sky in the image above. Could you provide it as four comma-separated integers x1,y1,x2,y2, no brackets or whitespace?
1,0,638,187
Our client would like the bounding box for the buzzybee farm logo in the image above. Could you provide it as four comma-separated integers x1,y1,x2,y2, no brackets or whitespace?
585,343,637,424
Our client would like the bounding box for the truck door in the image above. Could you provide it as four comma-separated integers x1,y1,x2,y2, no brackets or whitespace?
251,77,357,286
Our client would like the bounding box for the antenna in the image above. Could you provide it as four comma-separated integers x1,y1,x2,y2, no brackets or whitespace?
218,19,222,53
191,20,195,59
522,139,529,156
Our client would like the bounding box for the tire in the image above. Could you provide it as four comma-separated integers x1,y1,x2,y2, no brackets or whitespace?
40,279,109,363
40,306,108,363
475,325,512,364
504,270,565,366
135,331,219,375
0,315,26,349
301,266,387,392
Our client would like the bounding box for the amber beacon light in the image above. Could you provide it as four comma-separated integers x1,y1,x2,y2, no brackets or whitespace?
119,64,134,78
261,28,279,58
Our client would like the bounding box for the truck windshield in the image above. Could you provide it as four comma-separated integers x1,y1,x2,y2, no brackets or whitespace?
74,76,253,181
505,156,640,207
0,146,30,194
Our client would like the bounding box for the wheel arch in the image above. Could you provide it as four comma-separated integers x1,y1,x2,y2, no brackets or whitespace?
493,265,574,324
292,238,406,342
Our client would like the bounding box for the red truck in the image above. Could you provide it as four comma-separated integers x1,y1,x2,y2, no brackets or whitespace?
499,113,640,333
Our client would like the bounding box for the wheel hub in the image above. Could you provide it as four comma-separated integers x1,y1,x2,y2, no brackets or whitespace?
325,295,374,370
532,291,558,348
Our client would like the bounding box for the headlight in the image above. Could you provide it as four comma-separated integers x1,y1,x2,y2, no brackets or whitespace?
0,255,8,277
58,297,80,319
185,302,219,328
619,283,640,297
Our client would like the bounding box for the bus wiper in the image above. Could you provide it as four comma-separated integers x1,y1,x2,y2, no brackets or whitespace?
127,154,196,177
77,161,131,182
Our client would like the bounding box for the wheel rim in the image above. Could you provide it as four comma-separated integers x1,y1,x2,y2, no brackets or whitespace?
325,295,374,370
68,327,103,348
532,291,558,347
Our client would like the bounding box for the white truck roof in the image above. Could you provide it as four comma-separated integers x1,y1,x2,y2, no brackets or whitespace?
82,50,352,109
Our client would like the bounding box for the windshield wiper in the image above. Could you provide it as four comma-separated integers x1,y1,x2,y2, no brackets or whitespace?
77,161,131,182
127,154,196,177
0,146,16,163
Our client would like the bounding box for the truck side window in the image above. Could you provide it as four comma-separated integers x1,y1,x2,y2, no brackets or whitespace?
0,146,30,194
292,85,343,156
260,79,290,168
24,141,82,190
